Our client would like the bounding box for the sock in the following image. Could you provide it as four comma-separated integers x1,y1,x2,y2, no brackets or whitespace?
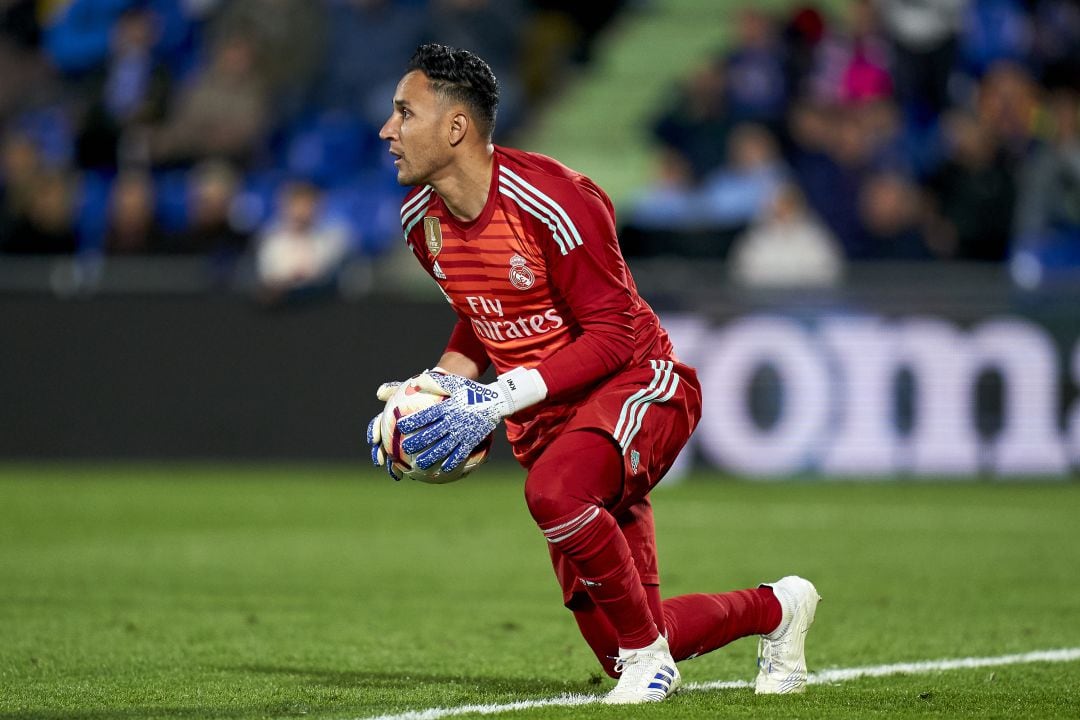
571,586,781,677
541,506,659,650
662,588,782,661
644,583,665,639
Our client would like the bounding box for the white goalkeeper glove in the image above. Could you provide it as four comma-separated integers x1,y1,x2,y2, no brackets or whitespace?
366,380,403,480
397,367,547,472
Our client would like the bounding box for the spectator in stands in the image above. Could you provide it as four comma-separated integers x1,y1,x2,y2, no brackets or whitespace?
806,3,920,174
519,3,581,109
728,181,843,287
722,7,789,134
526,0,625,66
956,0,1032,79
103,170,166,254
807,0,893,107
10,0,1075,275
780,5,827,104
42,0,192,76
1030,0,1080,73
925,110,1015,262
518,0,627,112
1013,86,1080,265
626,122,789,262
791,103,876,258
856,97,926,177
974,60,1040,166
0,0,60,124
876,0,966,124
74,6,173,170
629,123,786,236
255,180,349,298
208,0,325,118
698,123,789,230
651,60,733,182
1,168,79,254
0,130,42,244
318,0,427,129
141,32,270,168
173,159,251,258
623,151,698,238
425,0,529,136
0,0,629,265
859,171,933,260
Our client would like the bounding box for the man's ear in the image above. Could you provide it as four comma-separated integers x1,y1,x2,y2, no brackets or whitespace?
448,111,469,147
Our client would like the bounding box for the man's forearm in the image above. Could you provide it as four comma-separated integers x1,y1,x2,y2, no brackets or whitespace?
435,351,484,380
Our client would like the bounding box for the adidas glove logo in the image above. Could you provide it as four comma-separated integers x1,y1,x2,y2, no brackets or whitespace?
466,386,499,405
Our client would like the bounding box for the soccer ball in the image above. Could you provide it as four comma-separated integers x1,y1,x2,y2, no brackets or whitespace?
379,377,492,484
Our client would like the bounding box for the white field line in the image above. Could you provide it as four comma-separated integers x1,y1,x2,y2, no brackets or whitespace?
359,647,1080,720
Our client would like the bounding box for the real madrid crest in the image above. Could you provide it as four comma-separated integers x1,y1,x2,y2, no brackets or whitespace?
423,217,442,256
508,254,535,290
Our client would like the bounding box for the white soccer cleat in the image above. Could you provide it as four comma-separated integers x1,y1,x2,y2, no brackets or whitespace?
756,575,821,694
602,634,681,704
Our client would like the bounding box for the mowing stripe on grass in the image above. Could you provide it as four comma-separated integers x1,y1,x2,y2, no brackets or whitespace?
361,647,1080,720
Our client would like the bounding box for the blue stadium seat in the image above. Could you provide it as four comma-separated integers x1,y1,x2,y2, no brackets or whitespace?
325,171,405,257
75,170,112,254
154,169,191,233
279,111,374,188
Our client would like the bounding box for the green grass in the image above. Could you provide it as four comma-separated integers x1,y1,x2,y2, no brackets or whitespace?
0,464,1078,719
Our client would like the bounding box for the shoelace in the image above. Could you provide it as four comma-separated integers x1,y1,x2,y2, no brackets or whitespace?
612,651,638,675
608,651,677,703
761,621,798,673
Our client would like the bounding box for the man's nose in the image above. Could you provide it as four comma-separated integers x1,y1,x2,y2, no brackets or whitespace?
379,119,394,141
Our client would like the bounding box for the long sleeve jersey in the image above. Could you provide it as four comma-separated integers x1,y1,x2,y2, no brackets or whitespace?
399,145,677,465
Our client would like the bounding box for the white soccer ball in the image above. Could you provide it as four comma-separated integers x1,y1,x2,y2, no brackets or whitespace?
379,376,492,484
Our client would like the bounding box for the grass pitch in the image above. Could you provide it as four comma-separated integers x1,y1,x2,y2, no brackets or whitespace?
0,464,1078,719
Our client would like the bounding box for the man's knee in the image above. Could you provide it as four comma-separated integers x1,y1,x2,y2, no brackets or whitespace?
524,430,623,525
524,474,578,525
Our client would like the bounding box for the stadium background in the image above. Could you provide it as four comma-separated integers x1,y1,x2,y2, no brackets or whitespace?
1,0,1078,480
3,4,1080,719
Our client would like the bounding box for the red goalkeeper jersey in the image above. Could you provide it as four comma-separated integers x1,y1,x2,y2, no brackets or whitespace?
399,145,677,465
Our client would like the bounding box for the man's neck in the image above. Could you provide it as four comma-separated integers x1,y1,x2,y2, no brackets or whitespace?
432,144,495,222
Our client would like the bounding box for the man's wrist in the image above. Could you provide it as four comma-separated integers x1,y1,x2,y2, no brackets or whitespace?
494,367,548,417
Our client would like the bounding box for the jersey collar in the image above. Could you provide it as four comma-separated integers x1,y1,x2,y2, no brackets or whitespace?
437,154,500,240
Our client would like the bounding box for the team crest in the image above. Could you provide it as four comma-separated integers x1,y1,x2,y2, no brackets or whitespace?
508,254,535,290
423,217,442,256
629,449,641,474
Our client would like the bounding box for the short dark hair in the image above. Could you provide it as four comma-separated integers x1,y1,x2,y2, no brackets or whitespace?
407,43,499,139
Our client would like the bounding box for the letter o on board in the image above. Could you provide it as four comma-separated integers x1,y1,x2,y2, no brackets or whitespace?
697,316,830,477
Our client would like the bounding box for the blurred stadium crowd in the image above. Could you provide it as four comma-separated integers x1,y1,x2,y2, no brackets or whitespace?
0,0,622,294
626,0,1080,288
1,0,1079,295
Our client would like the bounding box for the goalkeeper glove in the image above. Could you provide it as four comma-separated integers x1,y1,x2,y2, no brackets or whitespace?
397,367,547,472
365,380,403,480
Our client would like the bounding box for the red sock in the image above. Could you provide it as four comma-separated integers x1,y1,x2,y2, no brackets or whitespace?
541,506,659,650
570,586,781,676
644,584,665,639
663,588,781,661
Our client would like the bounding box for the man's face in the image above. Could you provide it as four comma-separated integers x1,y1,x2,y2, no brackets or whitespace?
379,71,450,187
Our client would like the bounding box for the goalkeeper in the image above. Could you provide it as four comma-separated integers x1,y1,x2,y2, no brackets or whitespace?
366,43,819,704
